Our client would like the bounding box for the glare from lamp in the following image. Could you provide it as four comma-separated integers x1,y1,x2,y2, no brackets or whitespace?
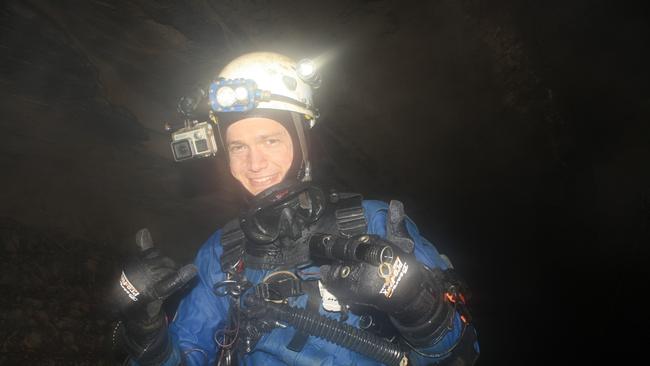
297,59,315,78
234,86,249,102
216,86,236,107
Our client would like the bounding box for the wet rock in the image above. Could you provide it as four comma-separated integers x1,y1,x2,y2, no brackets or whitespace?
4,234,18,253
62,331,79,352
0,218,119,363
7,308,24,323
23,331,43,349
24,297,43,309
55,317,81,330
85,257,99,274
29,273,45,287
34,310,49,323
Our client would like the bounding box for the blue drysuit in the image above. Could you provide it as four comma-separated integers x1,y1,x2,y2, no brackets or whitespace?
160,200,477,365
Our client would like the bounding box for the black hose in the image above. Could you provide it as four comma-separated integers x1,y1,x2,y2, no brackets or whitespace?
265,303,405,366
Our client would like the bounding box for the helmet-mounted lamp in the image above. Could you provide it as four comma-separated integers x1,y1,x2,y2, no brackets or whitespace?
296,58,321,89
209,78,260,112
209,78,312,113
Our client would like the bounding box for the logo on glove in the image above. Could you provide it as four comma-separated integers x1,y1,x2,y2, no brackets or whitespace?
120,271,140,301
379,256,409,298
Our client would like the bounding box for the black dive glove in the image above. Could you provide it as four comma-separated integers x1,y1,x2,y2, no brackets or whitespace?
319,234,454,347
111,228,197,365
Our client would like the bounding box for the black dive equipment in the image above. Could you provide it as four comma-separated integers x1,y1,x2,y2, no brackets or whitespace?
309,233,394,266
112,229,198,366
240,180,326,244
247,297,408,366
214,184,477,365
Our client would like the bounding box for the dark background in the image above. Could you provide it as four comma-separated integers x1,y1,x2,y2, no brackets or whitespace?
1,0,649,365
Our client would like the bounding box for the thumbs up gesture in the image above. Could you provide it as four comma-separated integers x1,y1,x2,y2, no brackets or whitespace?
113,228,197,317
111,229,197,363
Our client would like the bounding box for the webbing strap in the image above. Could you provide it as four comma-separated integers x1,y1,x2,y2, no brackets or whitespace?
286,280,321,352
254,277,304,301
334,194,367,237
220,220,245,274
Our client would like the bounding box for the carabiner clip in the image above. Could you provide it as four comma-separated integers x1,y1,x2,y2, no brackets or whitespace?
213,279,251,298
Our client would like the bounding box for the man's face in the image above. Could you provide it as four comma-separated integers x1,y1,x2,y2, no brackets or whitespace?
226,117,294,196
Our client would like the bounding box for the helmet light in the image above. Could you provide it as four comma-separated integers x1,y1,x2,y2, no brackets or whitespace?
297,59,315,78
296,58,321,88
209,79,258,112
209,77,311,113
215,86,236,108
234,86,249,102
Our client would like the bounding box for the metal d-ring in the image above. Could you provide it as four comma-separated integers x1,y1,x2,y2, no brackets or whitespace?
340,266,351,278
213,280,238,297
213,279,251,297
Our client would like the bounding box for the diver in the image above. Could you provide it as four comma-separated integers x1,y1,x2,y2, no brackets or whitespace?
110,52,480,366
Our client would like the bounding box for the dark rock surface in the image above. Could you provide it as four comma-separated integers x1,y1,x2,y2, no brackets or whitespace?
1,0,649,364
0,218,117,364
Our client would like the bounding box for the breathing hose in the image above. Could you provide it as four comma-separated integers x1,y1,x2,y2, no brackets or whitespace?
262,302,406,366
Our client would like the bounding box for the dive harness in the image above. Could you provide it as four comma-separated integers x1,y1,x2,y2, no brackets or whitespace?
213,186,473,365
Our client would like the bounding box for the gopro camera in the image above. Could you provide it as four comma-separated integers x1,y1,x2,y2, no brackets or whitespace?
170,121,218,161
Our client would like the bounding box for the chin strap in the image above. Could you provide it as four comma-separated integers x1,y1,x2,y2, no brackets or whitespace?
291,112,311,182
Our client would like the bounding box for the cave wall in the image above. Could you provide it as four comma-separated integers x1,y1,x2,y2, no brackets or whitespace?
1,0,649,364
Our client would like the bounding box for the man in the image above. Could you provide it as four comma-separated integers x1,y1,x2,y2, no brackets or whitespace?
112,52,479,366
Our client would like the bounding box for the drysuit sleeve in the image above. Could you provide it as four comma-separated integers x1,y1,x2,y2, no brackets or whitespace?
166,230,230,366
364,200,480,366
407,236,480,365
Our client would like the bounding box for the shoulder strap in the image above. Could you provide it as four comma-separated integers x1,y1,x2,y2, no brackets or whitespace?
318,191,368,237
334,193,368,237
220,218,245,275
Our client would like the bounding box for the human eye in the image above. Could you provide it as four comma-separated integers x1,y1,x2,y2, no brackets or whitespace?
228,143,247,153
265,138,281,146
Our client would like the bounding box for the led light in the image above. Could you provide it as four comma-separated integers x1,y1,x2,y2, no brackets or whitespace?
234,86,249,102
296,58,321,89
216,86,236,107
297,59,315,78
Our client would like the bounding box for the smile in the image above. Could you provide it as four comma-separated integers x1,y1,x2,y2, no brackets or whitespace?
248,174,279,186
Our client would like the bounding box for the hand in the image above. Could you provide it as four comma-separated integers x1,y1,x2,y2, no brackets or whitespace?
112,228,197,318
319,236,424,315
320,236,455,347
110,228,197,365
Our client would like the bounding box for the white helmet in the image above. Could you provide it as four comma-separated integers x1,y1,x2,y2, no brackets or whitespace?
209,52,320,124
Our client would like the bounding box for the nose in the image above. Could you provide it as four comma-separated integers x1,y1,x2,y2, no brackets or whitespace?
248,146,268,172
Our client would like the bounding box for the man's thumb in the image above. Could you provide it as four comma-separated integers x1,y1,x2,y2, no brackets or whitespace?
135,228,154,252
